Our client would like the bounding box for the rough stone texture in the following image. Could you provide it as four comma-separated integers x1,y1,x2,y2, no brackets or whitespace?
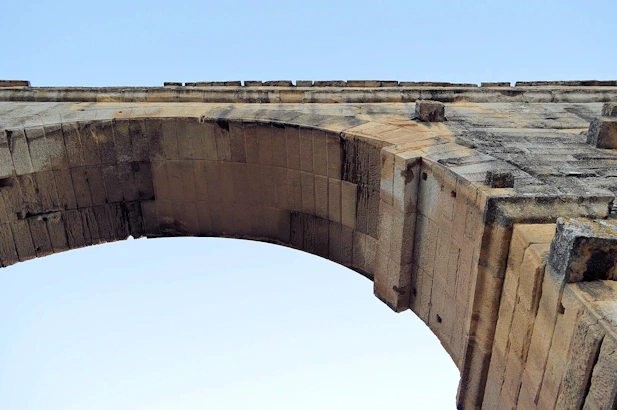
0,80,30,87
549,218,617,282
602,102,617,117
1,81,617,409
587,117,617,149
484,171,514,188
415,100,445,122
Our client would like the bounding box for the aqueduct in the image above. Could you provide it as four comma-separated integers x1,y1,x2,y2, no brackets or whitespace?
2,80,617,409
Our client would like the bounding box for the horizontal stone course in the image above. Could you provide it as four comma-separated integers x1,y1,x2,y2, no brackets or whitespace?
0,80,30,87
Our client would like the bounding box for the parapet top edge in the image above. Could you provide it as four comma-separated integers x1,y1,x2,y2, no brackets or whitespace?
3,79,617,89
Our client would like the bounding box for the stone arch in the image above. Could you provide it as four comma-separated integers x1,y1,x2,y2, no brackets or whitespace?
4,85,617,408
0,105,491,375
0,101,498,397
0,114,389,287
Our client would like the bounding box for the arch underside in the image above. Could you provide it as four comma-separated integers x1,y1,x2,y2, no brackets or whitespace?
0,104,483,368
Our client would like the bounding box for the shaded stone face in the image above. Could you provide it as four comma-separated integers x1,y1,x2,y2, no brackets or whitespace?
602,102,617,117
1,80,617,409
587,117,617,149
484,171,514,189
414,100,445,122
549,218,617,282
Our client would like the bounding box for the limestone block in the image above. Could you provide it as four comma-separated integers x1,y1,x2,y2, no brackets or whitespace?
129,119,149,162
327,178,341,223
347,80,380,87
392,151,421,215
549,218,617,282
536,290,584,408
299,131,313,173
341,225,353,265
174,120,191,160
481,82,511,87
78,122,103,166
352,230,367,271
287,168,303,213
62,209,86,248
197,200,217,234
263,80,292,87
160,119,179,160
518,244,550,313
314,81,346,87
193,201,210,234
500,352,525,407
0,223,18,267
260,166,277,207
412,214,438,276
144,118,164,161
34,171,60,211
218,162,237,204
341,181,356,229
455,239,475,307
518,269,566,404
270,125,287,168
213,121,232,161
301,172,316,215
23,126,52,172
204,161,222,203
587,117,617,149
485,170,514,188
312,130,328,177
537,351,567,410
415,100,445,122
26,218,55,255
70,167,92,208
7,128,34,175
328,221,343,263
231,163,249,204
0,80,29,87
327,135,342,179
85,167,107,206
45,212,68,252
602,102,617,117
243,123,259,164
556,311,605,410
11,220,36,261
584,335,617,409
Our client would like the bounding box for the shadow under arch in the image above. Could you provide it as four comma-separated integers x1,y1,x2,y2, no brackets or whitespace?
0,112,388,295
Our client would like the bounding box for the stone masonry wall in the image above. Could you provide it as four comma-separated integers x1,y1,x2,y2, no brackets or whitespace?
0,118,389,283
482,220,617,409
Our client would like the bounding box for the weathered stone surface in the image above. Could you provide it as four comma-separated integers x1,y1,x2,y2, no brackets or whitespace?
0,81,616,410
549,218,617,282
0,80,30,87
587,117,617,148
484,170,514,188
415,100,445,122
602,102,617,117
481,82,510,87
516,80,617,87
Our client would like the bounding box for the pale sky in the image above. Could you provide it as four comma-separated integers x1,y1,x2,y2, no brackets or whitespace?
1,0,615,409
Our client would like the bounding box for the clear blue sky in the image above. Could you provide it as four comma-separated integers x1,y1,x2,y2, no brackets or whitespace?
1,1,615,409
